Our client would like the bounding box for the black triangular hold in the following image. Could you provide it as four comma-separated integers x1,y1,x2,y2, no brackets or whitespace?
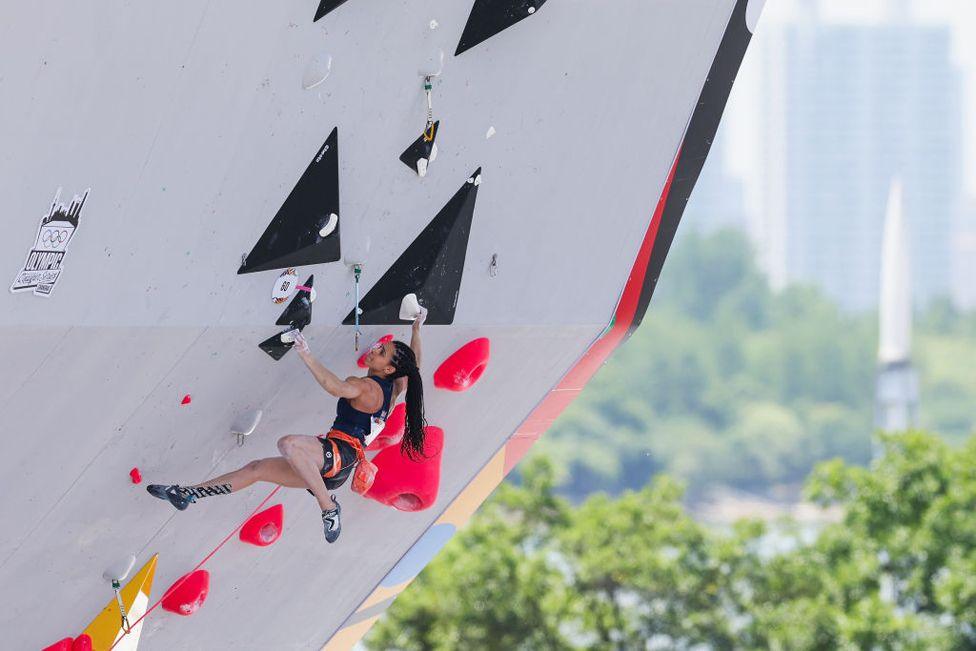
399,121,439,177
259,327,305,361
342,168,482,326
455,0,547,56
314,0,351,21
238,128,341,274
276,275,314,328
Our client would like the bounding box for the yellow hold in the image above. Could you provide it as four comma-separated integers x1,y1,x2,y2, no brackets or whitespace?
82,554,158,651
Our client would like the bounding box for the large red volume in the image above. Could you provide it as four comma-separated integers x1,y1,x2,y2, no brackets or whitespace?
41,638,73,651
365,426,443,511
72,635,92,651
161,569,210,616
433,338,490,392
239,504,284,547
366,402,406,451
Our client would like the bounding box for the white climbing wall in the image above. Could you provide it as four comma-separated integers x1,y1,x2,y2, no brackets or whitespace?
0,0,760,648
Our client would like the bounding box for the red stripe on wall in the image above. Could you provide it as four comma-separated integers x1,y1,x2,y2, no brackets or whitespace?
503,149,681,474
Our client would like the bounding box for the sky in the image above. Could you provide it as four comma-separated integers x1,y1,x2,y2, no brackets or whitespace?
724,0,976,203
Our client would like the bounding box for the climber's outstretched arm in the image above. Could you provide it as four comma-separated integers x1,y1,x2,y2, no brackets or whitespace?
395,307,426,398
293,332,362,399
409,308,424,367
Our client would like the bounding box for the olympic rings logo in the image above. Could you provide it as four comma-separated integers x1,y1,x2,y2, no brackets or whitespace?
41,228,70,247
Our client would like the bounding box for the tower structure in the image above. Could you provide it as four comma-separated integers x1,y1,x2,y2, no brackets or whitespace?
874,179,918,432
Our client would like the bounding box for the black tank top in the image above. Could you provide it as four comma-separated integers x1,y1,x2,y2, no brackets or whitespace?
332,376,394,443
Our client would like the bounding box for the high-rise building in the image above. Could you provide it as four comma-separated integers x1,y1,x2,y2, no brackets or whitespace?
683,129,749,235
951,198,976,310
758,7,962,309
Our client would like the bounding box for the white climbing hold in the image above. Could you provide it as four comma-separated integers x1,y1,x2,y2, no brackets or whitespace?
399,293,423,321
528,6,536,14
319,212,338,238
419,49,445,78
280,330,297,344
102,555,137,583
231,409,263,446
417,158,429,178
302,54,332,90
473,174,482,186
428,142,438,163
486,126,496,139
429,19,439,30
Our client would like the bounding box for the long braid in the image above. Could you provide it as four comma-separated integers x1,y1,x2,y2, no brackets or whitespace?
390,341,428,460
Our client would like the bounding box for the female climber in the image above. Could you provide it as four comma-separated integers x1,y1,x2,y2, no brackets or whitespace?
147,310,427,543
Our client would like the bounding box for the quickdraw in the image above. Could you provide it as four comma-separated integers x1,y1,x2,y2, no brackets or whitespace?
353,263,363,351
423,76,436,142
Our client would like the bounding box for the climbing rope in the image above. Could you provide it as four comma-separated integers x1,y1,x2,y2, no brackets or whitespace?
107,486,283,650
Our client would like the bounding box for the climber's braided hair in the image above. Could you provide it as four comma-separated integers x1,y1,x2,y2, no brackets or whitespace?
389,340,428,460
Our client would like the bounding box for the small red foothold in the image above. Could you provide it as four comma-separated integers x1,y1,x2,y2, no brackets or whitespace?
181,394,192,405
239,504,285,547
162,569,210,616
129,467,142,484
72,634,93,651
41,638,73,651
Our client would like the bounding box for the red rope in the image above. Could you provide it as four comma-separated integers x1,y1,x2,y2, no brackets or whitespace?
109,486,282,649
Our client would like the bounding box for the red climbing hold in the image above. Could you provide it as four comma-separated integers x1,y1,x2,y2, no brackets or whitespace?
72,634,92,651
41,638,73,651
433,338,490,392
357,334,394,368
239,504,284,547
161,569,210,616
365,425,444,511
366,402,406,451
129,467,142,484
180,394,192,405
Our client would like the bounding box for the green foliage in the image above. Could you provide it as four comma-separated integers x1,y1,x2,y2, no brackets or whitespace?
366,433,976,650
364,459,575,651
530,229,976,498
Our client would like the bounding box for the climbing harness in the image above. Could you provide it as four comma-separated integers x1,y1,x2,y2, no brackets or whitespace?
323,429,378,495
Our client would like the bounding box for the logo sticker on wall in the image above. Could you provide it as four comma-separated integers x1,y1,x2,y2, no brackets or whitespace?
10,188,89,297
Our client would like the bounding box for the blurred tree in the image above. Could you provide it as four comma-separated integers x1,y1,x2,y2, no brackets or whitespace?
528,229,974,498
365,458,574,651
367,433,976,650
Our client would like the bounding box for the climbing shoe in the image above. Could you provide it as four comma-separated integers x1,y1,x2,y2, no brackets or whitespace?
147,484,195,511
322,496,341,543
